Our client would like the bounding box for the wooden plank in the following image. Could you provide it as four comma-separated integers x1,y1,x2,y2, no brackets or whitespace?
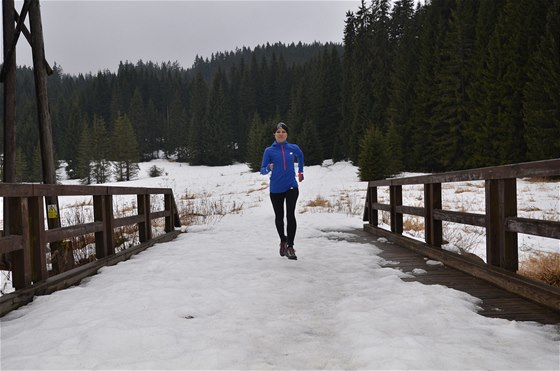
390,185,403,234
506,217,560,239
28,196,47,282
93,195,107,259
138,194,151,243
150,210,168,220
486,179,518,271
113,214,145,228
372,202,391,212
368,159,560,187
108,187,171,195
44,222,103,243
395,205,425,217
424,183,442,247
433,209,486,227
364,224,560,313
32,184,106,196
0,184,33,196
0,235,23,254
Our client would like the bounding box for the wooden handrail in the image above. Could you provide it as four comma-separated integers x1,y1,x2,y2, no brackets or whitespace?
0,183,182,296
363,158,560,311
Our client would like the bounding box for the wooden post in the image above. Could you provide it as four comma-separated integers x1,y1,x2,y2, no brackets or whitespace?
28,196,48,282
486,178,518,271
9,198,30,288
424,183,442,247
2,0,17,274
93,195,108,258
368,186,378,227
390,185,403,234
138,194,152,243
164,193,173,233
29,1,66,272
2,0,16,184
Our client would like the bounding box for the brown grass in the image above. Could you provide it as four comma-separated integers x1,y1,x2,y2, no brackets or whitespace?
403,217,424,232
519,252,560,287
306,195,331,208
519,206,541,212
526,177,560,183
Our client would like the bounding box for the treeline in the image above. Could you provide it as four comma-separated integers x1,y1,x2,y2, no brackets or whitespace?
0,41,343,182
1,0,559,183
347,0,559,179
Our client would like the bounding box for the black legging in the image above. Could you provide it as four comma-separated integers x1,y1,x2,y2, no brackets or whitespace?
270,188,299,246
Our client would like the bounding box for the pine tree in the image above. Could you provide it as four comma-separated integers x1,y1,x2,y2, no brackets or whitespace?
411,0,454,171
15,148,28,183
111,114,140,181
205,69,233,165
128,88,149,159
430,0,477,170
387,0,418,171
90,116,111,183
479,0,550,165
30,145,43,182
463,0,506,168
76,123,93,184
523,0,560,161
246,113,269,172
384,121,404,176
187,72,209,165
358,126,388,181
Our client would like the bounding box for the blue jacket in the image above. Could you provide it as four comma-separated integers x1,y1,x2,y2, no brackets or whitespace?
260,141,304,193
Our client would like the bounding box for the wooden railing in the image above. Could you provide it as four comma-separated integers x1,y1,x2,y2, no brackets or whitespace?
0,184,182,316
363,159,560,311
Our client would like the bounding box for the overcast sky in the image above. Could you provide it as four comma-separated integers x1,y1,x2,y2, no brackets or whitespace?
4,0,361,76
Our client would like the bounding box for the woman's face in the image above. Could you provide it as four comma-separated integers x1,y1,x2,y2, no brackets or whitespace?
274,128,287,143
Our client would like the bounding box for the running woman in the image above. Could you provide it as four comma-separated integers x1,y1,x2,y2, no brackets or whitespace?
260,122,304,260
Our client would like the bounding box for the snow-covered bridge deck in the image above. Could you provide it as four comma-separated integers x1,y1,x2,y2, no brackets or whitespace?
1,203,558,369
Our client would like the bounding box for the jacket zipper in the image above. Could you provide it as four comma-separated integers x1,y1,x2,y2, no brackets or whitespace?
281,144,286,170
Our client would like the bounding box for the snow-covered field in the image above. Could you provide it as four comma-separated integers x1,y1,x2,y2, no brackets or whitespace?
0,159,558,370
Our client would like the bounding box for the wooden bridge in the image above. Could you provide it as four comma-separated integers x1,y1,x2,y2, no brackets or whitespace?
363,158,560,323
0,184,181,316
0,159,559,326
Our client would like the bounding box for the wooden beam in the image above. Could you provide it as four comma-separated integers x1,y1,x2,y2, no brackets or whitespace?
486,179,518,271
424,183,442,247
433,209,486,227
390,185,403,234
506,217,560,240
13,8,52,75
0,0,31,82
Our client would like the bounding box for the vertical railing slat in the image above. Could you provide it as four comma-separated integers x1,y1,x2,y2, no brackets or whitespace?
390,185,403,234
485,178,518,271
29,196,47,282
424,183,442,248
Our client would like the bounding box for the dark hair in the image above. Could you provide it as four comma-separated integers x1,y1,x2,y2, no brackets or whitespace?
273,122,288,133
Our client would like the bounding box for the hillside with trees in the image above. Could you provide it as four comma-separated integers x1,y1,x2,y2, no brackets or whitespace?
1,0,558,183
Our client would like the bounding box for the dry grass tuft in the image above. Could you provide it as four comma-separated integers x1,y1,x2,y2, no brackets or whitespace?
519,252,560,287
403,217,424,232
526,177,560,183
306,195,331,208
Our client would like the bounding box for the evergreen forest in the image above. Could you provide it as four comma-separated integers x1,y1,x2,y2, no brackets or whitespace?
1,0,558,183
